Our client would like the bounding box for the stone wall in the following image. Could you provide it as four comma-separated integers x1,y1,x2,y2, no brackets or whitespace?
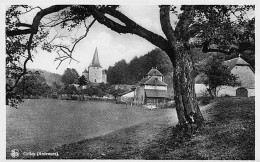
88,67,103,83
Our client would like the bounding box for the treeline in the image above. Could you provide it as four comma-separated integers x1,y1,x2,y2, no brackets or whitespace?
107,48,173,85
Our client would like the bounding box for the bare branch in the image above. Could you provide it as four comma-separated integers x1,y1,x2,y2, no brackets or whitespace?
71,19,96,52
43,18,76,27
52,19,96,69
6,5,70,37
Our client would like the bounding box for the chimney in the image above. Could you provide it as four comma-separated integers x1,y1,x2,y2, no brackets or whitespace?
155,77,158,86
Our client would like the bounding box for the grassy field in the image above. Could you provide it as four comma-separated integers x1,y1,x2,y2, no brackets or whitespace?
6,99,176,158
33,97,255,160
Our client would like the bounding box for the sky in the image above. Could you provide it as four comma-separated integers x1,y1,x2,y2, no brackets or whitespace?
24,5,165,75
7,3,255,76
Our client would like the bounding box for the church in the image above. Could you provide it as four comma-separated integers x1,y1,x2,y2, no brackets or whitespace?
82,47,107,84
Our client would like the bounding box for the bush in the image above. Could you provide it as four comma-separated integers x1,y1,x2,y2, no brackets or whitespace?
197,90,212,105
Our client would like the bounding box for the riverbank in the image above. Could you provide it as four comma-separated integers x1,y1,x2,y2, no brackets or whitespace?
32,97,255,160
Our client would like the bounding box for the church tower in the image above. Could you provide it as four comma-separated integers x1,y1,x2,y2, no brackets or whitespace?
88,47,106,83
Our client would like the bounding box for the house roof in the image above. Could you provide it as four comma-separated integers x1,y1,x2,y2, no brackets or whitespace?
118,90,134,96
195,56,254,86
144,76,167,86
195,73,208,84
145,89,167,98
223,57,250,71
139,77,151,85
146,68,163,76
89,47,102,68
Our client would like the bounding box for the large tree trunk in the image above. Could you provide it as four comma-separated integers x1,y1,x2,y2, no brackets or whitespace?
169,43,204,127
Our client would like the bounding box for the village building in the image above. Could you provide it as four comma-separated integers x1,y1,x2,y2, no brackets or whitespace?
118,68,168,106
195,56,255,97
82,47,107,84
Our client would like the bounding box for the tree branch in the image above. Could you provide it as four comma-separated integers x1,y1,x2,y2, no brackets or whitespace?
174,5,195,41
87,6,172,54
16,23,32,28
52,19,96,69
202,39,254,55
6,5,70,37
6,29,32,37
159,5,176,43
202,39,236,55
10,33,34,91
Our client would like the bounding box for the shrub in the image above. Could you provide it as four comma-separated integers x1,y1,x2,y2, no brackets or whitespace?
197,90,212,105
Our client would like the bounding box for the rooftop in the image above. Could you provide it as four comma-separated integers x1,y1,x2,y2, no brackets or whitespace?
223,56,250,71
89,47,102,68
146,68,163,76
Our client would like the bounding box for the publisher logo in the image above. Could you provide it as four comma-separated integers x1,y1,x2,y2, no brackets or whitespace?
10,149,20,158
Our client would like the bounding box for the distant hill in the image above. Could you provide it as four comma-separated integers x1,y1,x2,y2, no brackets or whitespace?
29,69,62,86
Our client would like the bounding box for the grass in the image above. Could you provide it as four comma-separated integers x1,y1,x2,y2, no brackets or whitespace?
30,97,255,159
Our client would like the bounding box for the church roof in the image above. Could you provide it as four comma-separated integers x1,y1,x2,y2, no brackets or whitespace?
89,47,102,68
82,69,88,73
146,68,163,76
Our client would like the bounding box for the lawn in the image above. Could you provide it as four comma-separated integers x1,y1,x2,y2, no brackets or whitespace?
34,97,255,160
6,99,176,158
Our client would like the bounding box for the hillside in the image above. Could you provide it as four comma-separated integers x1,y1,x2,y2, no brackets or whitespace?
29,69,62,86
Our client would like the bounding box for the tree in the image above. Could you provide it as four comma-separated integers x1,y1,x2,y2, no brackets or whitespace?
6,5,254,130
61,68,79,85
196,55,240,98
107,59,128,84
52,81,62,91
78,75,87,86
15,72,51,98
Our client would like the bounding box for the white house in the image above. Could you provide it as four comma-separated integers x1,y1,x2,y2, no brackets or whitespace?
195,56,255,97
117,68,168,105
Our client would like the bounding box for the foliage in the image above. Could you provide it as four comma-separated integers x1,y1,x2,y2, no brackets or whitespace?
78,75,88,86
60,84,78,95
6,5,49,107
196,90,212,105
14,71,52,98
196,55,240,98
61,68,79,85
107,48,173,85
107,59,128,84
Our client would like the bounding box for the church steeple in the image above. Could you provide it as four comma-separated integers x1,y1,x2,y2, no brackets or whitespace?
90,47,102,68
